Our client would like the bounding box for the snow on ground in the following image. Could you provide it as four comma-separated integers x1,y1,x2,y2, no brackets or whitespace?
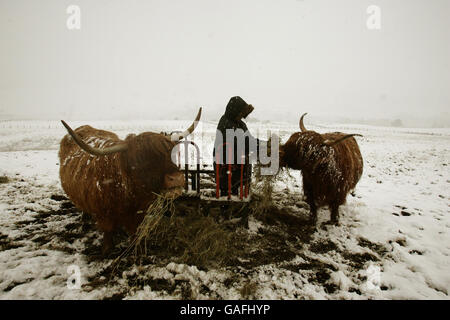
0,120,449,299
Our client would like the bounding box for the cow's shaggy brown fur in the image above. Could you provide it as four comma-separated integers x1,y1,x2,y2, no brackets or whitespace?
280,124,363,225
59,125,184,253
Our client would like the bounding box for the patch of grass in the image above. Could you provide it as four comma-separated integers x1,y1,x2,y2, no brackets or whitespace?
50,194,68,201
0,233,21,251
357,237,389,257
342,251,379,269
103,292,127,300
309,240,339,254
0,176,9,184
315,270,331,282
239,281,258,299
177,280,193,300
323,283,339,294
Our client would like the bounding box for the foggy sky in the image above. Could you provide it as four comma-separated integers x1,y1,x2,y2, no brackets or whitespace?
1,0,449,125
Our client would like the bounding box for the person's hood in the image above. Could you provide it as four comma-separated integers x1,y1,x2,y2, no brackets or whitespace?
224,96,254,120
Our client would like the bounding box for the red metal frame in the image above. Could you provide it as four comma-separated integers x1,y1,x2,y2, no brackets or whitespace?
215,163,220,198
215,143,249,200
245,165,249,198
240,162,244,200
215,143,233,199
174,139,252,201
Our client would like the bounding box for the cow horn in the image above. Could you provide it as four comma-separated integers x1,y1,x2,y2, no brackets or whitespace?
299,113,308,132
61,120,128,156
171,107,202,141
323,134,363,147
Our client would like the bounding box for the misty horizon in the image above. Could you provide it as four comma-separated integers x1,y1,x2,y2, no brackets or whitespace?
1,0,449,127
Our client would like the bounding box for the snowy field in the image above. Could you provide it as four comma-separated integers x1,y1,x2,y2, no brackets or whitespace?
0,119,449,300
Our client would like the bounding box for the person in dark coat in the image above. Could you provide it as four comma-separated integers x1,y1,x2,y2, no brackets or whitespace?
213,96,260,197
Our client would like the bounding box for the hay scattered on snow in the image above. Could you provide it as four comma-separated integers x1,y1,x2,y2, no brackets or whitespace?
133,193,176,257
112,158,288,272
114,192,239,271
251,163,278,216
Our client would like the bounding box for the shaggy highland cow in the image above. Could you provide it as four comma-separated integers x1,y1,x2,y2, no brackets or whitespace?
59,108,202,253
280,113,363,225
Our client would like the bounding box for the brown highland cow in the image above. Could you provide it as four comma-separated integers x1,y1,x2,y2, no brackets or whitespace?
280,113,363,225
59,108,202,253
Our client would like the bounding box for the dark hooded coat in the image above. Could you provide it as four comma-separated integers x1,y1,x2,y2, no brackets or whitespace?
213,96,259,196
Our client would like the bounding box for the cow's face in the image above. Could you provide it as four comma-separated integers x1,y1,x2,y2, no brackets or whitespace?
163,171,185,198
123,133,186,195
279,132,304,169
280,131,325,170
154,137,185,198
